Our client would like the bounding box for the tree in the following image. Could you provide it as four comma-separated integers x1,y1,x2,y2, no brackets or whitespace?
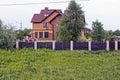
0,19,16,50
57,17,71,41
15,28,31,40
105,30,115,41
57,0,85,41
113,30,120,36
91,20,105,41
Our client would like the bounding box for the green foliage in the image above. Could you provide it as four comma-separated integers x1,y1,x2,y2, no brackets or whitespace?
57,0,85,41
1,49,120,80
15,28,31,40
113,30,120,36
104,30,120,41
91,20,105,41
105,30,115,41
0,19,16,50
57,17,71,41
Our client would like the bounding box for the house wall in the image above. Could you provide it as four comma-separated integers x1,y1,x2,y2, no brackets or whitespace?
44,12,59,22
51,15,61,40
31,11,61,40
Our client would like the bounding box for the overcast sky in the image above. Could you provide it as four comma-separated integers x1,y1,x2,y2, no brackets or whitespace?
0,0,120,31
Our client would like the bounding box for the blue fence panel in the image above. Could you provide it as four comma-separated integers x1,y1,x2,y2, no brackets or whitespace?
118,41,120,50
73,42,88,50
19,42,34,49
0,45,2,48
13,43,16,48
55,42,70,50
37,42,52,49
91,42,106,51
109,42,115,51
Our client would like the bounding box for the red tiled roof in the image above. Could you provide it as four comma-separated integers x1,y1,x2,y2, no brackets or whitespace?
31,8,62,23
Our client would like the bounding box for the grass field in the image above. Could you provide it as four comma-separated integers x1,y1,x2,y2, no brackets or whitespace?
0,48,120,80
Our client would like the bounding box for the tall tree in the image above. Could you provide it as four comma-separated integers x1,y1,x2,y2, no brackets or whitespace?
91,20,105,41
57,0,85,41
0,19,16,50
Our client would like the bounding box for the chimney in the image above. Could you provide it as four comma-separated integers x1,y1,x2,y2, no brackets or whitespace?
64,10,68,16
45,7,48,10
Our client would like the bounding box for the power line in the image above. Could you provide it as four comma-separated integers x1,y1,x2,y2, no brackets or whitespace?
0,0,89,6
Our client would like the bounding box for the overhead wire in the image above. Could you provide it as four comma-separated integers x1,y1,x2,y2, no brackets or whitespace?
0,0,89,6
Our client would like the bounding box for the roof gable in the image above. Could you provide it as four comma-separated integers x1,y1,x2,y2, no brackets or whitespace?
31,8,62,23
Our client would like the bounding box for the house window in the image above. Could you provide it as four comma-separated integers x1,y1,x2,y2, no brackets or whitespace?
35,32,38,38
44,14,49,17
44,32,49,38
56,23,59,27
43,22,48,29
39,32,43,38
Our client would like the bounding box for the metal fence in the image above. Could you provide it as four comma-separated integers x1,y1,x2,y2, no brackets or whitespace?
15,41,120,51
55,42,70,50
91,42,106,51
73,42,88,50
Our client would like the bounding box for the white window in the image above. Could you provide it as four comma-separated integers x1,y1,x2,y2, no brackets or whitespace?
44,14,49,17
43,22,48,29
56,23,59,27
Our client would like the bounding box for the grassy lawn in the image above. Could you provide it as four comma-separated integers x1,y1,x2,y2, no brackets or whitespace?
0,49,120,80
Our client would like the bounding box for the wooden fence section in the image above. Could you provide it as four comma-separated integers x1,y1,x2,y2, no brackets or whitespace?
16,41,120,51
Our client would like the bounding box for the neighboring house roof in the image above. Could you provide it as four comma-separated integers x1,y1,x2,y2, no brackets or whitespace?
83,27,91,31
31,7,62,23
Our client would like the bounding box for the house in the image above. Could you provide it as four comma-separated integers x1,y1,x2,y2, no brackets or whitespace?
31,7,91,41
115,36,120,41
31,7,62,40
81,27,91,39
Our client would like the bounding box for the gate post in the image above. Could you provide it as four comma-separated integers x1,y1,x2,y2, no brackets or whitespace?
70,41,73,51
115,40,118,51
16,40,19,49
88,41,91,51
106,41,109,51
52,41,56,50
34,41,37,50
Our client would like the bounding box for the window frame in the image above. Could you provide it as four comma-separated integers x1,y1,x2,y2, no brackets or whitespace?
35,32,38,38
39,32,43,38
43,22,48,29
56,23,59,27
44,32,49,38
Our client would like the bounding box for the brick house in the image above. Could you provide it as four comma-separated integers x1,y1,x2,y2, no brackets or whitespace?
31,7,91,41
31,7,62,40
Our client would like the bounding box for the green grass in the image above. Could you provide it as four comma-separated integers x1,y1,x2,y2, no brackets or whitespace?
0,49,120,80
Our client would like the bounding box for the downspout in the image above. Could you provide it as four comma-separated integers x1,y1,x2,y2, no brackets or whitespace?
51,24,54,40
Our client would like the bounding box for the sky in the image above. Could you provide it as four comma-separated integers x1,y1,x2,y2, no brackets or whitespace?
0,0,120,31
